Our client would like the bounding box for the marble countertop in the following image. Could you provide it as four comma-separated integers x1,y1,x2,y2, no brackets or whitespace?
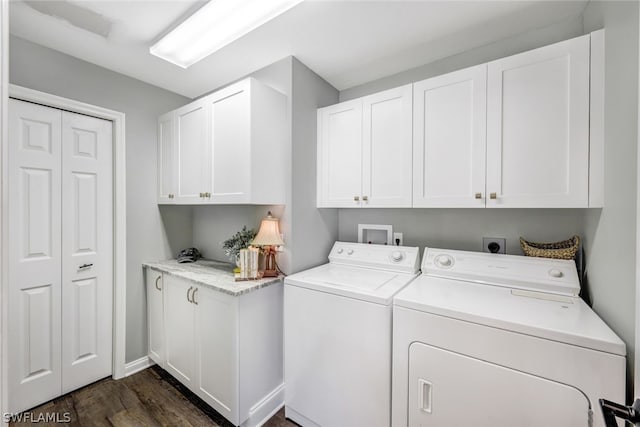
142,259,282,296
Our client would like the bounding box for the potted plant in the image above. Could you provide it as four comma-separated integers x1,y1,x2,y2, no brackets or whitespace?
222,226,257,267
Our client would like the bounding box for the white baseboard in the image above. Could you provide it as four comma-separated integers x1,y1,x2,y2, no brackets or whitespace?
123,356,155,377
241,383,285,427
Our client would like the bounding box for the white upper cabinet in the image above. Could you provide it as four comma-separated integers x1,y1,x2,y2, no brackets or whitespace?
157,112,175,203
363,85,413,207
158,78,286,205
317,84,412,208
317,99,363,207
175,100,208,204
486,34,590,208
413,64,487,208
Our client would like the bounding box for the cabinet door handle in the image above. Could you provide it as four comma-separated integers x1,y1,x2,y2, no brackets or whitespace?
79,263,93,270
199,192,204,198
155,275,162,291
354,196,360,202
187,286,193,303
192,288,199,305
490,192,497,199
205,192,211,198
475,193,482,199
362,196,368,202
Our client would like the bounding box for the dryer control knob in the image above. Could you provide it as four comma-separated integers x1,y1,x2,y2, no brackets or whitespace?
337,248,344,254
347,249,354,255
549,268,563,278
391,251,403,262
436,255,453,267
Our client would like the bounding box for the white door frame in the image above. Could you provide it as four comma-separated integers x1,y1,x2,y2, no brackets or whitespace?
1,86,128,398
636,1,640,399
1,0,8,421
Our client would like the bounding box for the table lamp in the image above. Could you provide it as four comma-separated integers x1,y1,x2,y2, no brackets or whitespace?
252,211,284,277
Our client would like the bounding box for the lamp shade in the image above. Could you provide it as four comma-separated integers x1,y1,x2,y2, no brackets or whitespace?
252,212,285,246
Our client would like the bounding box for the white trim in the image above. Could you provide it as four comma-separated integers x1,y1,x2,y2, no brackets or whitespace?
4,85,128,387
124,356,154,377
636,2,640,398
0,0,9,424
241,383,285,427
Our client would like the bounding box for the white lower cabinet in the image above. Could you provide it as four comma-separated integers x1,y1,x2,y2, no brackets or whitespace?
150,271,283,427
145,269,164,368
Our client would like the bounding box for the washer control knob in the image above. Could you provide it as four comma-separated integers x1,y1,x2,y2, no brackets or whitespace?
549,268,563,278
347,249,354,255
435,255,453,267
391,251,403,262
337,248,343,254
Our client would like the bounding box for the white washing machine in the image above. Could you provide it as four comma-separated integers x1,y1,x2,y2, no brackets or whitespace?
285,242,420,427
392,248,626,427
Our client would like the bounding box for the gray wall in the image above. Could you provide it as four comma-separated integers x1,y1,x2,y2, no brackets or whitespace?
9,36,193,363
290,58,339,272
582,0,639,399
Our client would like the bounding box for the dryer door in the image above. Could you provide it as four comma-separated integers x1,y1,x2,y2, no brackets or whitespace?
408,342,591,427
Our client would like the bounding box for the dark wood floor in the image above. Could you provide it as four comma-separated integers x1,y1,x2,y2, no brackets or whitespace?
11,366,297,427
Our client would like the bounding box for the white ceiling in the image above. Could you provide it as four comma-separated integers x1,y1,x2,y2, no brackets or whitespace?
9,0,588,99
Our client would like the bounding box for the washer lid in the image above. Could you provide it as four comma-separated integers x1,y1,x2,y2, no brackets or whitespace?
285,263,418,305
422,248,581,296
394,275,626,356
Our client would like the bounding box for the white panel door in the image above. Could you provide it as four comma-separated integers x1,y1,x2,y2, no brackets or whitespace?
8,99,63,413
164,275,196,388
195,286,238,422
175,101,207,204
408,342,590,426
362,84,413,207
146,269,164,367
157,111,175,203
317,99,363,207
61,111,113,393
486,35,590,208
413,65,487,208
207,82,250,203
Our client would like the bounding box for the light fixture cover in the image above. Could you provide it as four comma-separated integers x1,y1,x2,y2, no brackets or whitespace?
252,213,285,247
150,0,304,68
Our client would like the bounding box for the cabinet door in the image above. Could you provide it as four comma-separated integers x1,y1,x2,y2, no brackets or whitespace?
8,99,63,413
61,111,113,394
362,84,413,207
157,112,175,203
174,101,208,204
194,286,238,424
164,275,195,387
206,81,251,204
317,99,363,207
486,35,589,208
146,269,164,367
413,65,487,208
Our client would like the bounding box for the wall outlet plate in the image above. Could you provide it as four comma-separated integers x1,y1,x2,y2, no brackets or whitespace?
482,237,506,254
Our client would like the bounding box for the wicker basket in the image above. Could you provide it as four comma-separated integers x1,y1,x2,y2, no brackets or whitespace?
519,235,580,260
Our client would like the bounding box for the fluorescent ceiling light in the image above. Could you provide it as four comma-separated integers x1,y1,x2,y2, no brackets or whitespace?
150,0,304,68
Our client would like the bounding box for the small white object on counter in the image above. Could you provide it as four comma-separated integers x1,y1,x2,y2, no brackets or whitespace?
142,259,281,296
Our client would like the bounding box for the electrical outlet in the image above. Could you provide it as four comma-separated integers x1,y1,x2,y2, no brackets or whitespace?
482,237,506,254
393,232,403,246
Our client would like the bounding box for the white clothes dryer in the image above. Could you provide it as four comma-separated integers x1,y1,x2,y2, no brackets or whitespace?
392,248,626,427
285,242,420,427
